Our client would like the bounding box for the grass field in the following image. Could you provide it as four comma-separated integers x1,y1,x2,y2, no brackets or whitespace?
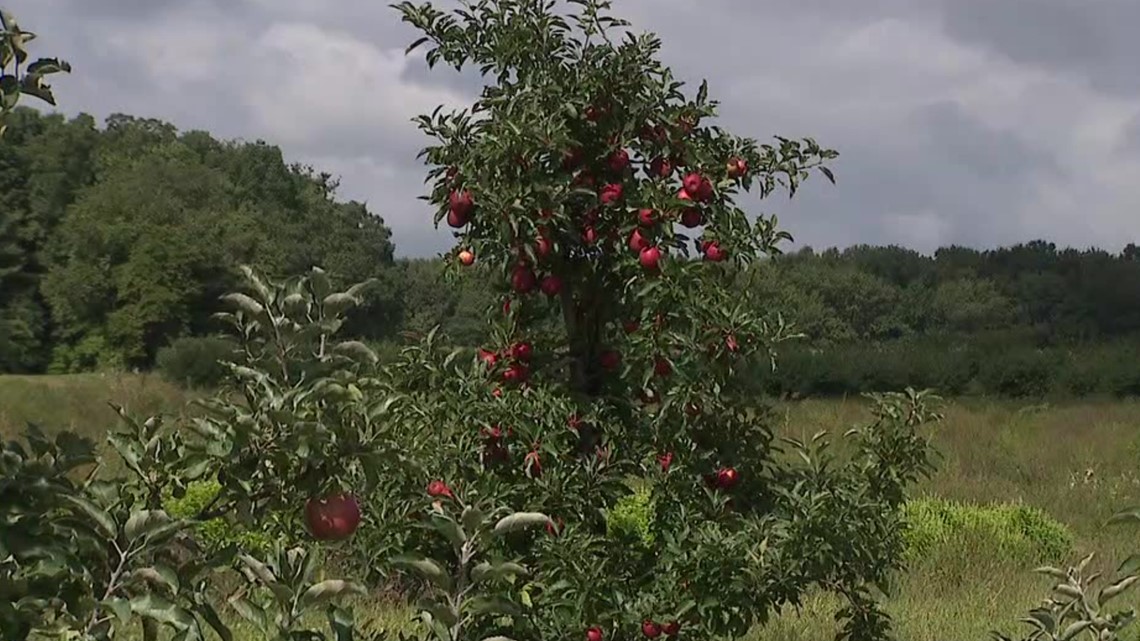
5,374,1140,641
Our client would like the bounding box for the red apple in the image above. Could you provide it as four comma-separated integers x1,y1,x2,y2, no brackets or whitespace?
637,208,657,227
478,348,498,367
512,266,537,293
680,209,703,228
600,183,624,205
583,225,599,245
427,480,454,499
639,246,662,271
716,467,740,489
481,425,504,441
536,233,553,258
629,229,650,252
449,190,474,217
663,622,681,637
649,156,673,179
458,249,475,266
446,208,469,228
658,452,674,472
682,173,703,198
539,208,555,219
703,241,726,262
726,333,739,352
587,627,604,641
726,157,748,179
510,342,533,361
599,349,622,371
623,319,640,334
304,493,361,541
562,148,584,170
697,176,714,201
608,149,630,173
677,187,693,203
585,105,603,121
654,357,672,377
642,620,662,639
502,362,530,384
540,275,563,296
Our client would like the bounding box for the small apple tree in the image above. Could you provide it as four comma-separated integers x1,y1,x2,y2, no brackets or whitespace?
382,1,939,640
0,8,70,137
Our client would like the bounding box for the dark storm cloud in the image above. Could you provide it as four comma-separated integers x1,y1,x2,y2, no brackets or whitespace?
7,0,1140,257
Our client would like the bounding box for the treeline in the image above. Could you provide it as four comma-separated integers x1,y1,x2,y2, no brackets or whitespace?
4,107,1140,397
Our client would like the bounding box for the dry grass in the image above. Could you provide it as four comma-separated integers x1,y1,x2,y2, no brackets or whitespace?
6,376,1140,641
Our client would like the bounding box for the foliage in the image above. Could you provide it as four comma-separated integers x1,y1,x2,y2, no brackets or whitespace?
605,484,656,548
163,480,276,554
0,9,70,136
156,335,239,389
902,498,1073,564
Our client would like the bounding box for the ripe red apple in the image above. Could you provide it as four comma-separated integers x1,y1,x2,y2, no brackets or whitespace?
545,517,564,537
446,208,469,228
478,348,498,367
697,176,714,201
703,241,726,262
623,319,640,334
608,149,630,173
304,493,361,541
502,362,530,384
677,187,693,203
583,225,599,245
642,620,662,639
536,233,553,258
600,349,622,370
539,208,554,219
637,208,657,227
649,156,673,179
599,183,624,205
427,480,454,499
654,357,672,377
726,157,748,179
449,190,474,217
540,275,563,296
716,467,740,489
492,387,503,398
639,246,662,271
680,209,703,228
585,105,603,121
573,172,597,188
481,425,504,441
726,333,739,352
512,266,537,293
663,622,681,636
510,342,533,362
658,452,674,472
562,148,584,170
629,229,650,252
682,173,703,198
458,249,475,266
586,627,604,641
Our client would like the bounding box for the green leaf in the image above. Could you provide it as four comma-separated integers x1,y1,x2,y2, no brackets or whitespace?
819,166,836,184
228,596,267,629
129,593,196,631
61,494,117,539
124,510,173,543
1099,575,1140,606
392,554,452,590
464,596,521,617
25,57,70,75
132,565,181,595
470,561,529,584
196,602,232,641
418,598,459,628
431,513,466,550
103,597,132,624
461,505,486,534
221,293,266,316
492,512,551,536
300,580,367,610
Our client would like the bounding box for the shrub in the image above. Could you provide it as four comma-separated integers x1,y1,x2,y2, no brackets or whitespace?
156,335,239,389
162,480,275,553
606,484,656,548
902,497,1073,564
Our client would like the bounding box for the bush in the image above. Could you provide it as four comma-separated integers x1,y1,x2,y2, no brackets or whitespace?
156,335,239,389
902,497,1073,564
163,480,275,553
606,484,656,548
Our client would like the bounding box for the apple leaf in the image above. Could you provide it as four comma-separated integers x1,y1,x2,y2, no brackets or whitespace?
299,580,367,610
430,513,466,550
392,554,453,590
492,512,552,536
470,561,529,584
60,494,117,539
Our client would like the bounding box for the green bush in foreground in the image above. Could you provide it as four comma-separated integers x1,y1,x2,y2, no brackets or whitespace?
163,480,275,554
903,498,1073,564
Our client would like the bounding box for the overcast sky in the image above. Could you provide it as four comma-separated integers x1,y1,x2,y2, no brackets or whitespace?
9,0,1140,258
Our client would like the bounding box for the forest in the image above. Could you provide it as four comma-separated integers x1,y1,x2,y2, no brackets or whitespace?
3,106,1140,398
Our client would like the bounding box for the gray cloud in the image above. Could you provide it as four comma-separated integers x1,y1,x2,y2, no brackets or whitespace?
7,0,1140,257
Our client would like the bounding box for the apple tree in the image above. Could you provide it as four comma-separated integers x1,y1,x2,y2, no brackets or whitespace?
0,8,70,137
380,1,940,641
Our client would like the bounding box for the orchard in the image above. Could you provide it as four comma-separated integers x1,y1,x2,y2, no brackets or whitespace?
5,3,1140,641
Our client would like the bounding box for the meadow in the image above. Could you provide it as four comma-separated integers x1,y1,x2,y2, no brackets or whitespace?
5,373,1140,641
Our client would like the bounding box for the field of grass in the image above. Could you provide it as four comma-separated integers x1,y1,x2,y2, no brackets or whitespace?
6,374,1140,641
